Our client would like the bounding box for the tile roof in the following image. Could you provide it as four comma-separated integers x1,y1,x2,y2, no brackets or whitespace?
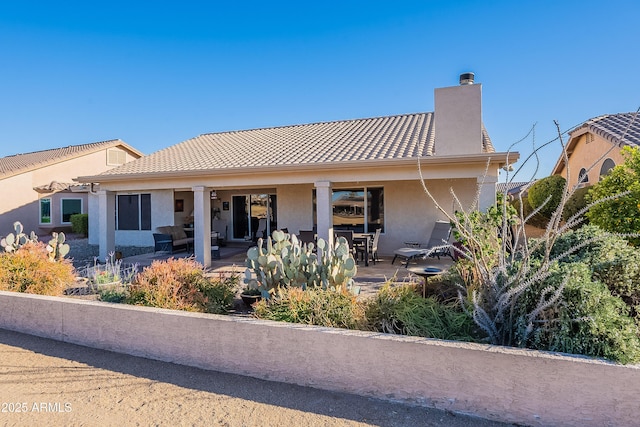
0,139,140,180
98,112,495,176
496,181,533,194
572,112,640,146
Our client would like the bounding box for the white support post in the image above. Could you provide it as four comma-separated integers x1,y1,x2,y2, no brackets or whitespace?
477,175,498,212
314,181,333,248
97,190,116,261
192,186,212,267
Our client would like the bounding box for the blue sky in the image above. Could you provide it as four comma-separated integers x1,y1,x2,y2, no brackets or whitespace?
1,1,638,181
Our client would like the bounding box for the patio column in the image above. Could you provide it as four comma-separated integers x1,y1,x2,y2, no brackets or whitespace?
477,175,498,212
97,190,116,261
192,186,211,267
314,181,333,248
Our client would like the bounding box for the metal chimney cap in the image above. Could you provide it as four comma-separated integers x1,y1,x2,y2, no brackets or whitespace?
459,72,475,85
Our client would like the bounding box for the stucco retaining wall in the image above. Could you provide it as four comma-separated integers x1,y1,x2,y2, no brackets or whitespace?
0,290,638,426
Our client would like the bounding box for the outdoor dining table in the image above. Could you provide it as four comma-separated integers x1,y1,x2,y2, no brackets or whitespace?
353,232,373,266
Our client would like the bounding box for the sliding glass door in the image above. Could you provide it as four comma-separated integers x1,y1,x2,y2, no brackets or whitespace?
231,194,277,241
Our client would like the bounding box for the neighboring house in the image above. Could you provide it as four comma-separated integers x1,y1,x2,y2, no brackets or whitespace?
78,74,519,266
496,181,534,201
0,140,143,237
551,113,640,188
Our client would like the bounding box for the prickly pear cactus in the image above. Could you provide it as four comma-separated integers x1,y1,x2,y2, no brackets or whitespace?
0,221,69,262
47,232,70,261
1,221,38,253
245,230,358,299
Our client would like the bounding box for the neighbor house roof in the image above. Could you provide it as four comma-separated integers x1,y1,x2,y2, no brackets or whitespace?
574,112,640,146
0,139,143,180
552,112,640,175
89,112,494,180
496,181,533,195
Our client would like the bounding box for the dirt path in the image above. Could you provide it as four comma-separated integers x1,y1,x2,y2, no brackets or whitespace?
0,329,513,427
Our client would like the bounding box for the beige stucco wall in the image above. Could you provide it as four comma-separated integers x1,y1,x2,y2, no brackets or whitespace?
0,290,637,427
277,184,315,234
557,133,626,188
0,172,41,234
89,189,174,247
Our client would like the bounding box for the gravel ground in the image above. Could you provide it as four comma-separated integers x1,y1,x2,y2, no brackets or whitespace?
66,237,152,269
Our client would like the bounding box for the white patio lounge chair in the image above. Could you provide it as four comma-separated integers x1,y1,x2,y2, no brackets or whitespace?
392,220,453,267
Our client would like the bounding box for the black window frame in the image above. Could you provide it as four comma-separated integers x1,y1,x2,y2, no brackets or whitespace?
117,194,151,230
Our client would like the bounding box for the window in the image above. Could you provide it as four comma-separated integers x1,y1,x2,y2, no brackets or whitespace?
107,149,126,166
600,159,616,179
39,198,51,224
578,168,589,185
314,187,384,233
117,194,151,230
61,199,82,224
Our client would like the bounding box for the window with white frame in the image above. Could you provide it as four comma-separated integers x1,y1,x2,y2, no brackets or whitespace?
61,198,82,224
39,198,52,224
117,194,151,230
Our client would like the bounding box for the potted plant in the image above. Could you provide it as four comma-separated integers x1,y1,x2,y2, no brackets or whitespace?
240,284,262,307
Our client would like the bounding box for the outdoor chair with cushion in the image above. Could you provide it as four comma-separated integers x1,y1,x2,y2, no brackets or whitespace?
369,228,382,265
391,220,454,267
154,225,194,254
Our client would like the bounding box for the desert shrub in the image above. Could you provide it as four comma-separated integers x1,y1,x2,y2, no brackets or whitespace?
511,194,548,229
98,288,128,303
0,241,75,295
562,186,590,226
586,146,640,243
253,286,366,329
540,225,640,318
527,175,566,219
200,273,238,314
541,224,617,265
363,283,479,341
126,258,235,314
70,214,89,236
523,263,640,364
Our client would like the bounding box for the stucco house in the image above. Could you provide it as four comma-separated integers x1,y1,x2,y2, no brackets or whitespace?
78,74,519,267
551,112,640,188
0,140,143,237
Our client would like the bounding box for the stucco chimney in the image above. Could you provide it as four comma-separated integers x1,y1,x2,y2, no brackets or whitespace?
434,72,483,156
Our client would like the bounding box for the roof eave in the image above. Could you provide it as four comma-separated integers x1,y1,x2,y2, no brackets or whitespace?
77,152,518,183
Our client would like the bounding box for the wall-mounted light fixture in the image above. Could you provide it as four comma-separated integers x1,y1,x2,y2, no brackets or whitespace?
210,190,217,199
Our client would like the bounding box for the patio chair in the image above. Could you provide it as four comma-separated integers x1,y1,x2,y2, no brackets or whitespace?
335,230,366,263
298,230,316,245
391,220,453,267
369,228,382,265
255,218,267,241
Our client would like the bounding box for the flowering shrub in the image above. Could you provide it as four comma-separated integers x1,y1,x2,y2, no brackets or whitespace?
0,241,75,295
126,258,235,314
